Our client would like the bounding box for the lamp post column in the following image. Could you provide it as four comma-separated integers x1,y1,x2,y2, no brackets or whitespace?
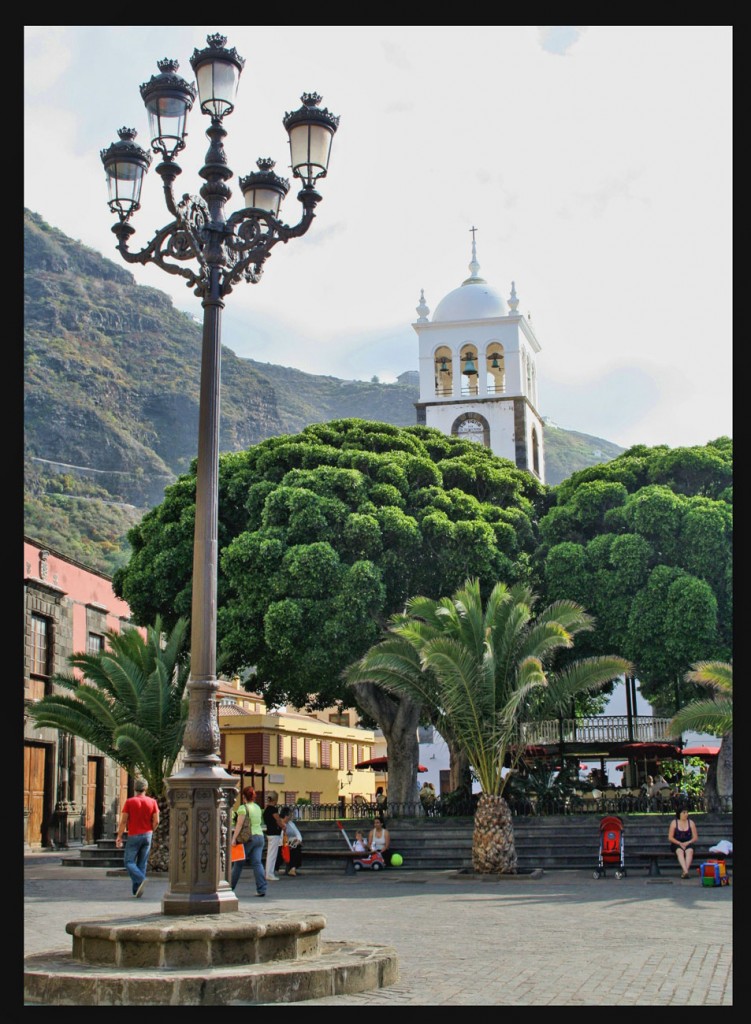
162,263,238,914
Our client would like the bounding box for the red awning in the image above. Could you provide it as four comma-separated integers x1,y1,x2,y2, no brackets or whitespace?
354,755,428,773
682,745,720,757
615,762,629,770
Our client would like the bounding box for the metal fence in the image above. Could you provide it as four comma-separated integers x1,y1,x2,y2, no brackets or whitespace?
292,792,732,822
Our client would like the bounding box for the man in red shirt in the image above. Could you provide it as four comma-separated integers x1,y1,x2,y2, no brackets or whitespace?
115,778,160,898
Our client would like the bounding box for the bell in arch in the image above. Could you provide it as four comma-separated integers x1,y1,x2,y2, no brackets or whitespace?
462,353,478,376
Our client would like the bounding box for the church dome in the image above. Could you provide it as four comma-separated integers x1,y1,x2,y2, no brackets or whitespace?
431,232,507,322
432,281,507,322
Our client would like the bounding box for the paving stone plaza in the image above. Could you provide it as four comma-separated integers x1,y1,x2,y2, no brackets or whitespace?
24,851,732,1005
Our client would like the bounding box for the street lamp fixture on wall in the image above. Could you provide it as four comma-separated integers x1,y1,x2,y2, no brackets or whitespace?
100,32,338,916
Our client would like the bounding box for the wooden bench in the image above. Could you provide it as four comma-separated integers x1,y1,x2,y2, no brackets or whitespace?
634,849,733,877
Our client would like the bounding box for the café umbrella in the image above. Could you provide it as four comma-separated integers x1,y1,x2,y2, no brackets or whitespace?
354,756,429,772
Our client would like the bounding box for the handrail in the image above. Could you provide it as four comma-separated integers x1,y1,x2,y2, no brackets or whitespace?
521,715,679,746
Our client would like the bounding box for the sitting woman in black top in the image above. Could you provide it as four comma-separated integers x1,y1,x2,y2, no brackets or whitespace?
668,804,698,878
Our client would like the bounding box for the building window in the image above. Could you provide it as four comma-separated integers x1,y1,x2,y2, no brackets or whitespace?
308,791,321,806
30,614,50,677
329,712,350,727
87,632,105,656
321,740,331,769
290,737,299,767
284,791,297,807
304,737,312,768
277,734,285,766
244,733,268,764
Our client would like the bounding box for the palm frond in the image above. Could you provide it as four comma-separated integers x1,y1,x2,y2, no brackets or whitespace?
684,661,733,694
669,698,732,737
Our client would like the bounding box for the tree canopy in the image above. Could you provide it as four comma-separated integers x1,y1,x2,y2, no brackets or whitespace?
115,419,546,711
538,438,732,714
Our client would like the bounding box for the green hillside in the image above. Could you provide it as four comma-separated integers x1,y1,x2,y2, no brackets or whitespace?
24,208,624,574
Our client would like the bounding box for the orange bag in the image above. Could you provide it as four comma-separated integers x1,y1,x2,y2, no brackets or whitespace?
231,843,245,862
281,834,291,863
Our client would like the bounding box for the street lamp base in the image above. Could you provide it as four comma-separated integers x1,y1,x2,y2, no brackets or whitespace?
162,763,240,915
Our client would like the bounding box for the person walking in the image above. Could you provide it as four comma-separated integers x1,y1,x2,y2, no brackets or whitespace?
115,778,159,898
230,786,267,896
279,806,303,876
263,791,284,881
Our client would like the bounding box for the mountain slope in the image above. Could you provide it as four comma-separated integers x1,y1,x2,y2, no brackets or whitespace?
24,209,624,573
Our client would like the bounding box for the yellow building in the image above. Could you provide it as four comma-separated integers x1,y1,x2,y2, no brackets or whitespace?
217,678,377,810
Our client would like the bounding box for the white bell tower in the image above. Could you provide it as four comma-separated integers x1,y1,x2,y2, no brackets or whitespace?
413,228,545,483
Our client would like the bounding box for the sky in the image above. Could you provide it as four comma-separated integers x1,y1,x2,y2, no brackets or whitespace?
24,25,732,451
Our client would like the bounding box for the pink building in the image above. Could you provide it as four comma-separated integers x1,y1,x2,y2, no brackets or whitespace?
23,538,140,849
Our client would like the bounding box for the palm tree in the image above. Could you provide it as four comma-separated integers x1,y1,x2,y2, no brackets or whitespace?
27,616,190,870
669,661,732,807
347,578,630,873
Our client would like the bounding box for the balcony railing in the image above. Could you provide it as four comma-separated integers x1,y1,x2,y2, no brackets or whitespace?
521,715,678,746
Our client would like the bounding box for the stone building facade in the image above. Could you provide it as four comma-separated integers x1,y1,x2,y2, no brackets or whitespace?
23,538,136,849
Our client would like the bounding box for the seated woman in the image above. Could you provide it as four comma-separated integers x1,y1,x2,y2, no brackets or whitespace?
368,816,392,865
668,803,698,878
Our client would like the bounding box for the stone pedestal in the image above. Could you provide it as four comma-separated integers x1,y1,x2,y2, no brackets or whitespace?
53,801,77,849
24,909,398,1004
161,764,239,916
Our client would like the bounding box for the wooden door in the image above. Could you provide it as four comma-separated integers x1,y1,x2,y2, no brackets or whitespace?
24,743,47,848
85,758,105,843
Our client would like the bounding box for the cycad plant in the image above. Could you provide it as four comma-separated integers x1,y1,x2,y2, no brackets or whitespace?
28,616,190,869
347,578,630,873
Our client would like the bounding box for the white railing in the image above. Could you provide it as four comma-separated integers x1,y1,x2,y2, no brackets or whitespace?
521,716,677,746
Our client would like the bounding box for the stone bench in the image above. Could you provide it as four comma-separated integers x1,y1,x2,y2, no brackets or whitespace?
633,849,733,877
302,850,363,875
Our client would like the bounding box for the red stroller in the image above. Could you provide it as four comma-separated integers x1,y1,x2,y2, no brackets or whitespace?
593,815,626,879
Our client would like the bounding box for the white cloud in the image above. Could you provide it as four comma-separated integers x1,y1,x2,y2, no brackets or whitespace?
24,26,732,451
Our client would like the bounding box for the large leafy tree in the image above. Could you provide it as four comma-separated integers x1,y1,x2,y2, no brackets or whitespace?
539,438,731,715
27,617,190,870
114,420,546,797
669,661,733,807
346,578,630,872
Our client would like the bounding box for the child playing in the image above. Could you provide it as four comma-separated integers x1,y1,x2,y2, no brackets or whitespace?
352,830,369,853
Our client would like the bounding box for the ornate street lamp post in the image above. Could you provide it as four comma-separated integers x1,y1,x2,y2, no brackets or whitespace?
101,33,338,915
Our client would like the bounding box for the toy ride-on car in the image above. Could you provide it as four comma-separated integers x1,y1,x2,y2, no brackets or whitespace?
353,851,386,871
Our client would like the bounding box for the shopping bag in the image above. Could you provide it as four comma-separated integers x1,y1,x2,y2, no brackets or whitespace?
281,835,291,863
231,843,246,862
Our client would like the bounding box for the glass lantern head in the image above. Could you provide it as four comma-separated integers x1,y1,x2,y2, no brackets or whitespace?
140,58,196,159
189,33,245,119
100,127,152,220
239,158,290,218
283,93,340,187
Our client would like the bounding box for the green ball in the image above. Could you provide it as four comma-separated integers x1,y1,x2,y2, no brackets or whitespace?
390,853,403,867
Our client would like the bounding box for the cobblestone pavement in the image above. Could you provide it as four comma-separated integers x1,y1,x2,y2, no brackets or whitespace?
24,852,732,1005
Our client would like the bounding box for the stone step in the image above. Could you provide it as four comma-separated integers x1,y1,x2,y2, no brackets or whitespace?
58,814,731,873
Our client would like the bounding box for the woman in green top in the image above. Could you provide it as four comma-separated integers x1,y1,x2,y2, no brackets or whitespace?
230,786,267,896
